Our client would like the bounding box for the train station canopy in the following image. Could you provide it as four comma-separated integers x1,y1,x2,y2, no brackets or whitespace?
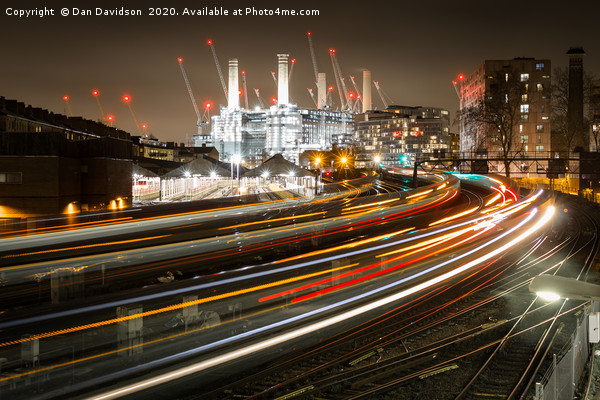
243,154,315,178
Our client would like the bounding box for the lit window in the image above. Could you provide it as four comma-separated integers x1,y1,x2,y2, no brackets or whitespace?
542,116,549,120
520,73,529,82
536,145,544,151
0,172,22,184
522,94,528,102
520,104,529,113
519,124,523,133
521,115,529,122
520,135,529,143
536,62,545,71
537,83,543,92
536,124,544,132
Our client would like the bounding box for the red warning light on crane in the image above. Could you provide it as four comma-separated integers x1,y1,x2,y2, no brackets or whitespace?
122,95,131,102
205,102,212,109
141,123,148,130
349,92,354,98
238,90,242,96
271,97,277,103
329,49,335,53
291,59,296,63
63,95,69,101
178,57,183,62
92,90,99,96
207,39,212,45
106,115,114,121
458,74,465,80
241,70,245,75
328,86,334,91
307,32,311,36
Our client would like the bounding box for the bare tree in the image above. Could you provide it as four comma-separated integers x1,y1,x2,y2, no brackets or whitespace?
460,69,525,177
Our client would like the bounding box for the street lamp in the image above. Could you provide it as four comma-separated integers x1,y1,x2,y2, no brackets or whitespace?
529,274,600,302
232,154,241,195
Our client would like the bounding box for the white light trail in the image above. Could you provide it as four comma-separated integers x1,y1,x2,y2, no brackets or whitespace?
90,205,555,399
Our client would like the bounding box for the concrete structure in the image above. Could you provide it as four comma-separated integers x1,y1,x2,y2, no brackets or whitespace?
362,70,372,113
277,54,289,105
354,105,451,168
317,73,327,109
458,57,552,159
567,47,588,152
228,58,239,110
0,96,132,217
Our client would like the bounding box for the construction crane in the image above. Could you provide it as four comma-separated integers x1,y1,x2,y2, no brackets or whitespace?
254,88,266,108
329,49,352,110
91,89,105,121
307,88,318,107
207,39,228,99
452,73,465,100
241,70,249,109
177,57,202,132
307,32,319,85
373,81,391,109
62,95,73,117
122,94,142,134
270,71,278,87
349,76,363,112
288,58,296,82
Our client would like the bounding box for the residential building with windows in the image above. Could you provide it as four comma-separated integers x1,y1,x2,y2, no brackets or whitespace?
354,105,451,168
458,58,552,159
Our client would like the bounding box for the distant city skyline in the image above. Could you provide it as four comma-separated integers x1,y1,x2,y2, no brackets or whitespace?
2,0,599,143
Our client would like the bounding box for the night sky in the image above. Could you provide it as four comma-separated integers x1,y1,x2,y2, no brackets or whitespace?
2,0,599,143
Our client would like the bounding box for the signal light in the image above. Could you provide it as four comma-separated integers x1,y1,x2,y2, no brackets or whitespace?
271,97,277,103
63,95,69,101
141,123,147,130
328,86,334,91
92,90,99,96
241,70,245,75
207,39,212,45
458,74,465,80
106,115,114,121
205,102,212,109
178,57,183,62
291,59,296,63
123,95,131,102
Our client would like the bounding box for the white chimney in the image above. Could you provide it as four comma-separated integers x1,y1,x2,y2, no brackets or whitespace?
228,58,239,110
317,73,326,109
277,54,289,105
362,70,372,113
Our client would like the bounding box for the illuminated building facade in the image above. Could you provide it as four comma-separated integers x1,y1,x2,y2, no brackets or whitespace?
354,106,451,168
458,58,552,158
210,105,353,166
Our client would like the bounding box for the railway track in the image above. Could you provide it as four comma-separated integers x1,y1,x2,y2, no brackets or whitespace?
195,193,599,400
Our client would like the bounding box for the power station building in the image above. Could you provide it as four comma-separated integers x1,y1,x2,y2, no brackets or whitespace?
208,54,354,167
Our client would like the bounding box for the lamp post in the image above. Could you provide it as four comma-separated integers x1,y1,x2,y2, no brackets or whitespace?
374,155,381,174
232,154,241,196
340,156,348,179
529,274,600,303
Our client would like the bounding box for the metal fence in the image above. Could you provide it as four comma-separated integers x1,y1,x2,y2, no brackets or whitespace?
535,302,600,400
